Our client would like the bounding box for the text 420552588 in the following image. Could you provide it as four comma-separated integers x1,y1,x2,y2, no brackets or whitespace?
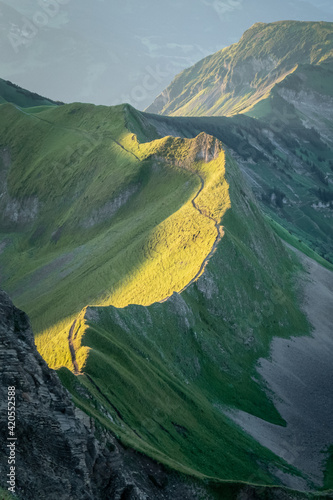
7,386,16,494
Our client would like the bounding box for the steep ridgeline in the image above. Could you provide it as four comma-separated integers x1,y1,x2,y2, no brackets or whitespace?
143,22,333,263
146,21,333,117
0,101,230,371
140,97,333,263
58,145,316,490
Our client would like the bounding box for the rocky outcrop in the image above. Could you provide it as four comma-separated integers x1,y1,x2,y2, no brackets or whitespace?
0,289,95,499
0,148,39,227
80,185,139,229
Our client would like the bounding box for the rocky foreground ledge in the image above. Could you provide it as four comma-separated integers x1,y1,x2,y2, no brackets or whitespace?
0,289,331,500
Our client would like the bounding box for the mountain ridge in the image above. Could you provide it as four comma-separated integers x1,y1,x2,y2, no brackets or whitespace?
0,97,315,488
141,22,333,264
1,19,333,496
146,20,333,117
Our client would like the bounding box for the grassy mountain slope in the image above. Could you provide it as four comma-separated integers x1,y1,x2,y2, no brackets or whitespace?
0,102,230,369
145,22,333,265
146,21,333,117
1,67,333,493
0,97,315,489
57,148,311,488
243,62,333,261
0,78,61,108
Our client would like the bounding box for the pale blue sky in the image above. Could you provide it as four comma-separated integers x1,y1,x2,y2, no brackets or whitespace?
0,0,332,108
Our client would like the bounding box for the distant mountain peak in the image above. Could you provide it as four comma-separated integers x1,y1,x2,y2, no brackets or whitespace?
146,20,333,117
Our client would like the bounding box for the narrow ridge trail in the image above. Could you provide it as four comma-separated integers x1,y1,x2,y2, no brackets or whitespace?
17,102,226,368
66,169,224,368
66,166,224,370
68,320,80,375
13,104,141,161
160,170,224,302
16,103,225,301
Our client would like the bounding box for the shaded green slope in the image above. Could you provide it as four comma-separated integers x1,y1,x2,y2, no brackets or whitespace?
0,78,62,108
245,61,333,125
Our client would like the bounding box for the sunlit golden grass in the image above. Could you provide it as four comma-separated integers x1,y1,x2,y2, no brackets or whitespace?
4,103,230,371
36,142,230,370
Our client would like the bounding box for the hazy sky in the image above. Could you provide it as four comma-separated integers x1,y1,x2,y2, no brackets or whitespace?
0,0,332,109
